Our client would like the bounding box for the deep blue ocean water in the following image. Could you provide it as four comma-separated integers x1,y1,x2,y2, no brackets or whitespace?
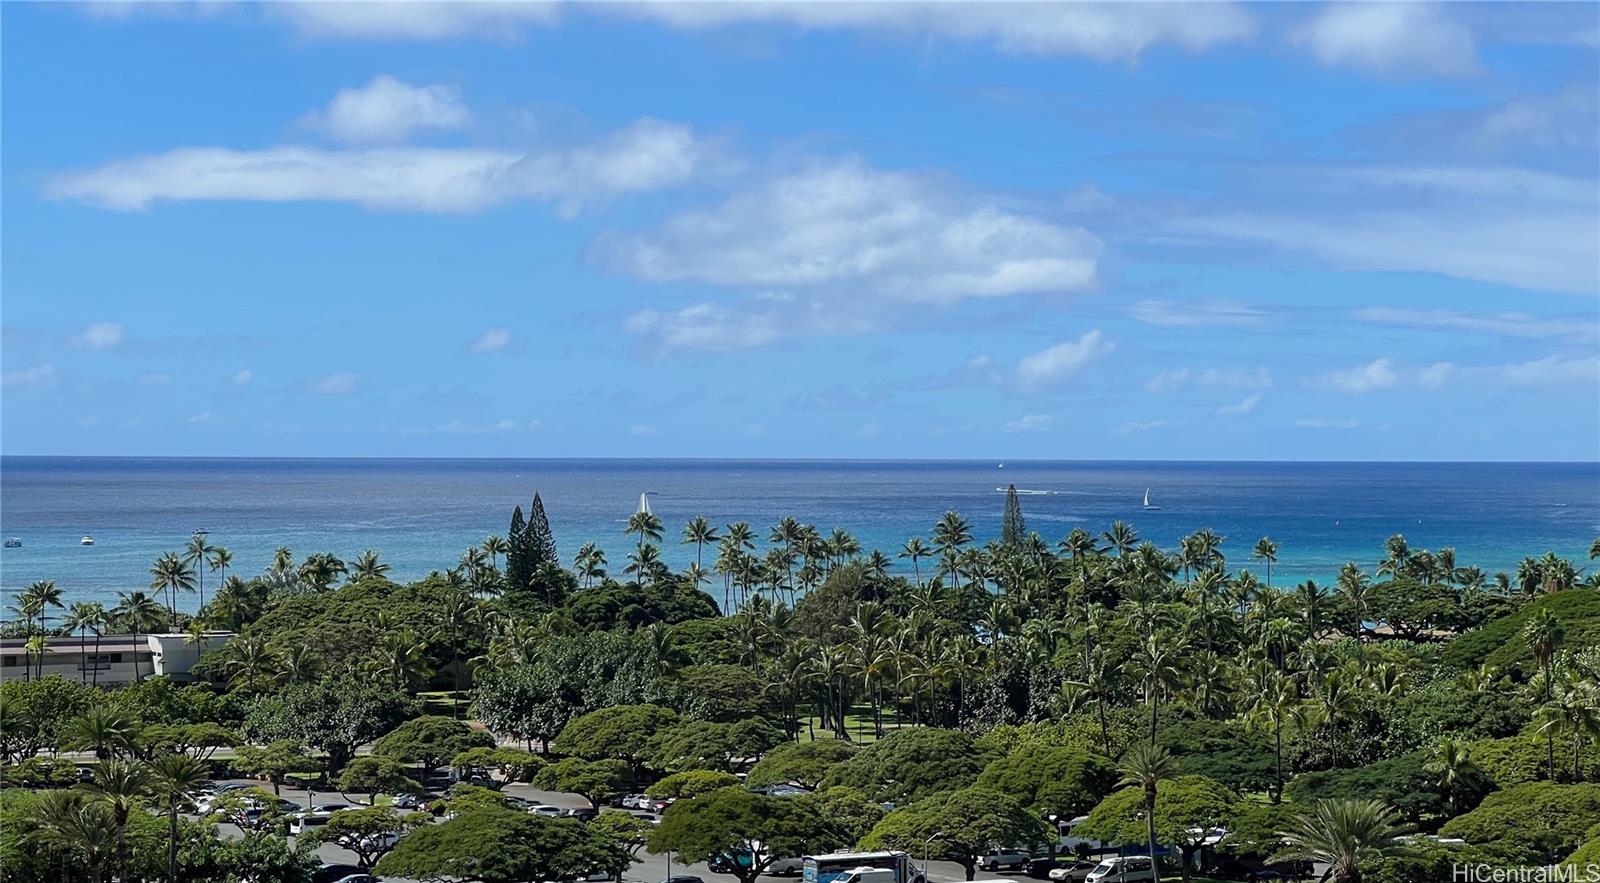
2,457,1597,613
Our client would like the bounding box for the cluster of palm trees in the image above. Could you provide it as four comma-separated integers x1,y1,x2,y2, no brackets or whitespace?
28,748,209,883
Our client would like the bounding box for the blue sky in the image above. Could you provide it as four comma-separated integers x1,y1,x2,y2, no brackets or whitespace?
3,1,1598,460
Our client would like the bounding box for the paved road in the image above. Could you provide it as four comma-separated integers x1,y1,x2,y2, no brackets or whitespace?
205,777,1026,883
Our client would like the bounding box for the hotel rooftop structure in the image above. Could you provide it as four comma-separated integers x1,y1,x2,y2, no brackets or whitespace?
0,632,233,687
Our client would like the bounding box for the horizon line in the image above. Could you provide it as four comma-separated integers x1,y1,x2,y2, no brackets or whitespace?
2,454,1597,466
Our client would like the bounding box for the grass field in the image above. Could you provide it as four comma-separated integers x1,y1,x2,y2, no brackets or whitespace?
795,705,918,744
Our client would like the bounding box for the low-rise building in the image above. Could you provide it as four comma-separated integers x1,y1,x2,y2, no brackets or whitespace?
0,632,232,687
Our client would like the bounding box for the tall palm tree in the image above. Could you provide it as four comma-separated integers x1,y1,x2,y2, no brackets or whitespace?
1424,738,1480,814
1275,799,1409,883
1533,677,1600,782
352,549,391,581
1336,563,1371,642
900,537,930,587
88,759,150,883
223,634,281,692
149,551,196,633
30,789,119,883
183,533,217,615
207,545,233,596
1253,537,1280,587
1117,742,1181,881
112,590,164,683
932,511,973,554
626,511,664,556
148,753,209,883
66,706,139,760
1101,521,1139,557
1524,609,1566,778
62,602,106,685
682,516,719,571
482,534,509,572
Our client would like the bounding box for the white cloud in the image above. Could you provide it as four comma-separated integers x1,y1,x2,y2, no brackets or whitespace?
1416,362,1454,390
624,304,780,353
232,369,253,385
613,2,1258,60
308,75,468,144
91,1,1260,59
1216,393,1262,416
1351,307,1597,341
313,372,358,395
139,372,172,385
436,418,519,434
1129,299,1267,327
1,364,56,387
1016,331,1114,390
1144,366,1272,393
1296,417,1361,430
1326,358,1398,393
1116,419,1169,434
469,327,511,353
629,423,659,436
593,159,1100,306
47,118,705,214
71,321,124,350
1292,3,1478,77
273,2,560,40
185,411,212,424
1502,355,1600,387
1004,414,1053,432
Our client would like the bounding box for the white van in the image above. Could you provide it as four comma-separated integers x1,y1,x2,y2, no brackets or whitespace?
1084,857,1157,883
836,868,899,883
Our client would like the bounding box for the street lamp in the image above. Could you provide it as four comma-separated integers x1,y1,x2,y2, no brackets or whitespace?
923,831,945,883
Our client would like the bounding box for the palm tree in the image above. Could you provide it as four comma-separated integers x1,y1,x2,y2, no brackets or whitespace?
207,545,233,596
1336,563,1371,642
573,542,607,588
1244,675,1302,803
278,643,319,686
65,706,139,760
1101,520,1139,557
1533,677,1600,782
682,516,719,570
482,534,509,572
1253,537,1280,587
299,552,347,591
352,549,391,581
62,602,107,685
223,634,281,692
1524,608,1566,778
88,759,150,883
112,591,164,683
1424,738,1480,814
149,551,196,633
932,511,973,553
183,532,217,614
626,511,664,555
148,753,209,883
1117,742,1182,881
899,537,930,587
30,789,120,883
1275,799,1409,883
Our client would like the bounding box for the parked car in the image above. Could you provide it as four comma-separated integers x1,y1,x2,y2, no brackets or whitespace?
528,804,566,817
981,850,1033,872
767,857,805,877
1084,857,1156,883
1046,861,1100,882
562,807,598,822
331,876,382,883
312,865,363,883
659,877,705,883
289,804,352,835
390,793,426,809
620,794,650,809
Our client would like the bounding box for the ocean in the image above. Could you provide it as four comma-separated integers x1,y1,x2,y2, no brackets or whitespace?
2,457,1597,613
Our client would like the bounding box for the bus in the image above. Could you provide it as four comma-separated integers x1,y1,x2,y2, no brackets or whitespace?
803,851,922,883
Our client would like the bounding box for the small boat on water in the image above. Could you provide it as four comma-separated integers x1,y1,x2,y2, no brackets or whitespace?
1142,488,1161,511
3,538,20,548
80,535,95,546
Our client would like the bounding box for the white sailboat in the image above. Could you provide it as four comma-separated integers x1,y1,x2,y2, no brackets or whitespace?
637,491,654,516
1142,488,1161,511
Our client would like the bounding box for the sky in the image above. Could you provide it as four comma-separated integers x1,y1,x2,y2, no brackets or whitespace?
2,1,1598,461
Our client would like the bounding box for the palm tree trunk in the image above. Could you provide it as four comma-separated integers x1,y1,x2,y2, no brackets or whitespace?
1144,793,1160,883
1273,725,1284,804
167,804,180,882
92,629,102,687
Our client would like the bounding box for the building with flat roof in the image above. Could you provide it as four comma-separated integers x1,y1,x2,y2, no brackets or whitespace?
0,632,232,687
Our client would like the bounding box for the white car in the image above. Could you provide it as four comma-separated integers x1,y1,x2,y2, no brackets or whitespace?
619,794,650,809
1084,857,1156,883
767,858,804,877
288,804,352,835
528,805,567,817
1048,862,1100,882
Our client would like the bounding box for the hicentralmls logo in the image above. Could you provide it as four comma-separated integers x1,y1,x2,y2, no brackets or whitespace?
1454,865,1600,883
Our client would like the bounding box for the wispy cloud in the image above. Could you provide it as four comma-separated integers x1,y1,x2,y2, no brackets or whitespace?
1351,306,1599,342
305,75,468,144
1217,393,1263,416
1325,357,1398,393
1296,417,1361,430
469,328,511,353
47,118,706,215
1502,355,1600,387
1416,362,1454,390
1128,299,1267,327
1291,3,1478,77
231,369,253,385
1116,419,1169,434
1004,414,1053,432
1144,366,1272,393
624,304,780,353
1016,331,1114,390
312,372,358,395
1,364,56,387
71,321,124,350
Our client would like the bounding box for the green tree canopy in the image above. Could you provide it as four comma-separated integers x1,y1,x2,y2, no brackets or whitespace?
860,786,1054,880
377,807,629,883
650,787,843,883
650,719,786,773
451,746,545,787
316,806,429,868
553,704,682,774
747,739,858,789
1077,776,1242,878
646,769,742,800
336,755,423,805
976,744,1118,819
822,727,987,803
533,757,633,808
242,677,417,771
372,715,494,772
1438,782,1600,864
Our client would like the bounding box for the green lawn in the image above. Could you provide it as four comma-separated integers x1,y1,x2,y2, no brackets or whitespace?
795,705,917,744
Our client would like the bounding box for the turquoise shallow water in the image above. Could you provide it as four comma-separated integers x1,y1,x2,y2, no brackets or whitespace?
2,457,1597,612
